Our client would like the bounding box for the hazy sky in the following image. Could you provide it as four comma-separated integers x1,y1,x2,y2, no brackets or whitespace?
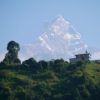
0,0,100,50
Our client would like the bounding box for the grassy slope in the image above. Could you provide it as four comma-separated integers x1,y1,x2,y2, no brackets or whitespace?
0,62,100,100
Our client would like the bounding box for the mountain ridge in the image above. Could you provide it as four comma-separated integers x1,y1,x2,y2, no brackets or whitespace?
20,16,88,61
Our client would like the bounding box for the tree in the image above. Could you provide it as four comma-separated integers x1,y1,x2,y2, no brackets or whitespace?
22,58,38,72
22,58,37,67
38,60,48,70
3,41,21,65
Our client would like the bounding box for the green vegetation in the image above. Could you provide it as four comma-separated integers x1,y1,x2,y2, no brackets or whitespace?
0,41,100,100
3,41,21,65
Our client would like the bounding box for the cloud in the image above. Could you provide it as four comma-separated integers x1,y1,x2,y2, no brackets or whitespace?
91,51,100,60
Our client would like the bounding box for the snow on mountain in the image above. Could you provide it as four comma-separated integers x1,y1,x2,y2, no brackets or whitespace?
19,16,88,61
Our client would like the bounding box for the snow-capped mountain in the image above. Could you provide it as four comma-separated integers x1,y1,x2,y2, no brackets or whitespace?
19,16,88,61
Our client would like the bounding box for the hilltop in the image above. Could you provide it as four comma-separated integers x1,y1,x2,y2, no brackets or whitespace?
0,41,100,100
0,59,100,100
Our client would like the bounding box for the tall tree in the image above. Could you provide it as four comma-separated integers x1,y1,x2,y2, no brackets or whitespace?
3,41,21,65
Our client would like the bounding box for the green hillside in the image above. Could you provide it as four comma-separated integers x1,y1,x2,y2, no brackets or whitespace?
0,60,100,100
0,41,100,100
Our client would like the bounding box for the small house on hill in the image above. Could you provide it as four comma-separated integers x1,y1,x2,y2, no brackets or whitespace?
70,51,90,63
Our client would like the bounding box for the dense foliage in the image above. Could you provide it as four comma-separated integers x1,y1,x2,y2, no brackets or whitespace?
3,41,21,65
0,41,100,100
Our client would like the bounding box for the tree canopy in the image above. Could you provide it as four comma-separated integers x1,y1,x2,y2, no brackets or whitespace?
3,41,21,65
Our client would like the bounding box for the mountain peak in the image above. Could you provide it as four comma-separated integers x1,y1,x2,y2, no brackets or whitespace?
54,15,70,25
50,16,71,35
20,16,88,61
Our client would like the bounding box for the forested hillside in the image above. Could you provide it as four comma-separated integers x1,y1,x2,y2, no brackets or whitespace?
0,41,100,100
